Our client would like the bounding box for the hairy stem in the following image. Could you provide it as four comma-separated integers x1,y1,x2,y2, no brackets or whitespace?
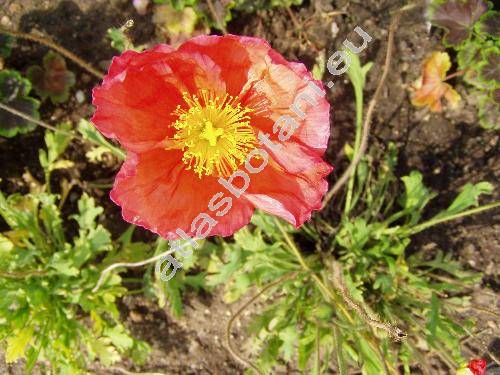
344,61,365,215
408,201,500,235
330,261,406,340
92,247,176,293
0,270,47,279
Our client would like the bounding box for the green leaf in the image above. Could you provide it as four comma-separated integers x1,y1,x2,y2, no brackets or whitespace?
475,10,500,38
0,233,14,252
104,325,134,352
6,326,34,363
107,28,133,52
346,50,373,97
478,46,500,85
333,327,348,375
441,181,493,216
477,92,500,129
399,171,437,225
89,337,121,366
0,69,40,137
49,255,79,276
130,340,151,365
72,193,104,230
297,330,316,371
50,159,75,170
312,50,326,80
279,325,299,361
85,146,111,163
152,4,198,37
233,226,266,251
207,246,246,286
358,338,385,374
156,271,185,317
39,122,73,173
430,0,488,46
77,119,125,159
426,293,440,346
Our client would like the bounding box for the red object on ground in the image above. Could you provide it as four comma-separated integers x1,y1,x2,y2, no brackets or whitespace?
468,359,487,375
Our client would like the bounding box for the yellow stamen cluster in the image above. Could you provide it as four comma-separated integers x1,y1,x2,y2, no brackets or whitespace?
170,90,257,178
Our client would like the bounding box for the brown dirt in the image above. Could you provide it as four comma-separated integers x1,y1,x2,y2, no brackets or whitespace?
0,0,498,374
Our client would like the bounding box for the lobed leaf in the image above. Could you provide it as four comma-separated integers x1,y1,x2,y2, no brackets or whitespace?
430,0,488,45
411,52,461,112
0,70,40,137
27,51,76,104
475,10,500,38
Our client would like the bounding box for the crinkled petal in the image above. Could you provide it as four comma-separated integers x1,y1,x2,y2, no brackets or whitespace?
92,47,226,152
245,46,331,153
111,149,254,239
178,34,270,96
243,143,332,226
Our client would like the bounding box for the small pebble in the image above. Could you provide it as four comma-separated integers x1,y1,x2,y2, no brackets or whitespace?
1,16,12,27
330,22,339,38
129,310,143,322
75,90,85,104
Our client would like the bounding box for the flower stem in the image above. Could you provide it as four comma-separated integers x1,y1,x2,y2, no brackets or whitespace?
273,218,399,373
0,270,47,279
408,201,500,235
206,0,228,35
344,64,365,215
443,68,468,81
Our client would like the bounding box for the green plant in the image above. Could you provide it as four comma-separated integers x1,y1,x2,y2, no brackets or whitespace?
77,119,126,161
143,237,210,317
27,51,76,104
0,69,40,137
201,155,491,374
429,0,499,129
149,52,498,374
107,26,140,53
0,126,149,372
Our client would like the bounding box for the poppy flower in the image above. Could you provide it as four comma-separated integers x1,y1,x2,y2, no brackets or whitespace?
92,35,332,240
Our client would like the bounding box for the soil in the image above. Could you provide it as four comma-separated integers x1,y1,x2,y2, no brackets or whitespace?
0,0,498,374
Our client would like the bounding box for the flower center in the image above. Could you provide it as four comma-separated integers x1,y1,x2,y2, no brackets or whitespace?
170,90,257,178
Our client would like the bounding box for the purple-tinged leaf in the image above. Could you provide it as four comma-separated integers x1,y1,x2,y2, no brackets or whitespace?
431,0,488,45
27,51,76,104
479,49,500,83
0,70,40,138
476,10,500,38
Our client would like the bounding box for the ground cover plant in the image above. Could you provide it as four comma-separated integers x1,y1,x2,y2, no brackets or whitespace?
0,0,498,374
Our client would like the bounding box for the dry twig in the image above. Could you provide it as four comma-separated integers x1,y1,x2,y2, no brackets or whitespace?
0,27,104,79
